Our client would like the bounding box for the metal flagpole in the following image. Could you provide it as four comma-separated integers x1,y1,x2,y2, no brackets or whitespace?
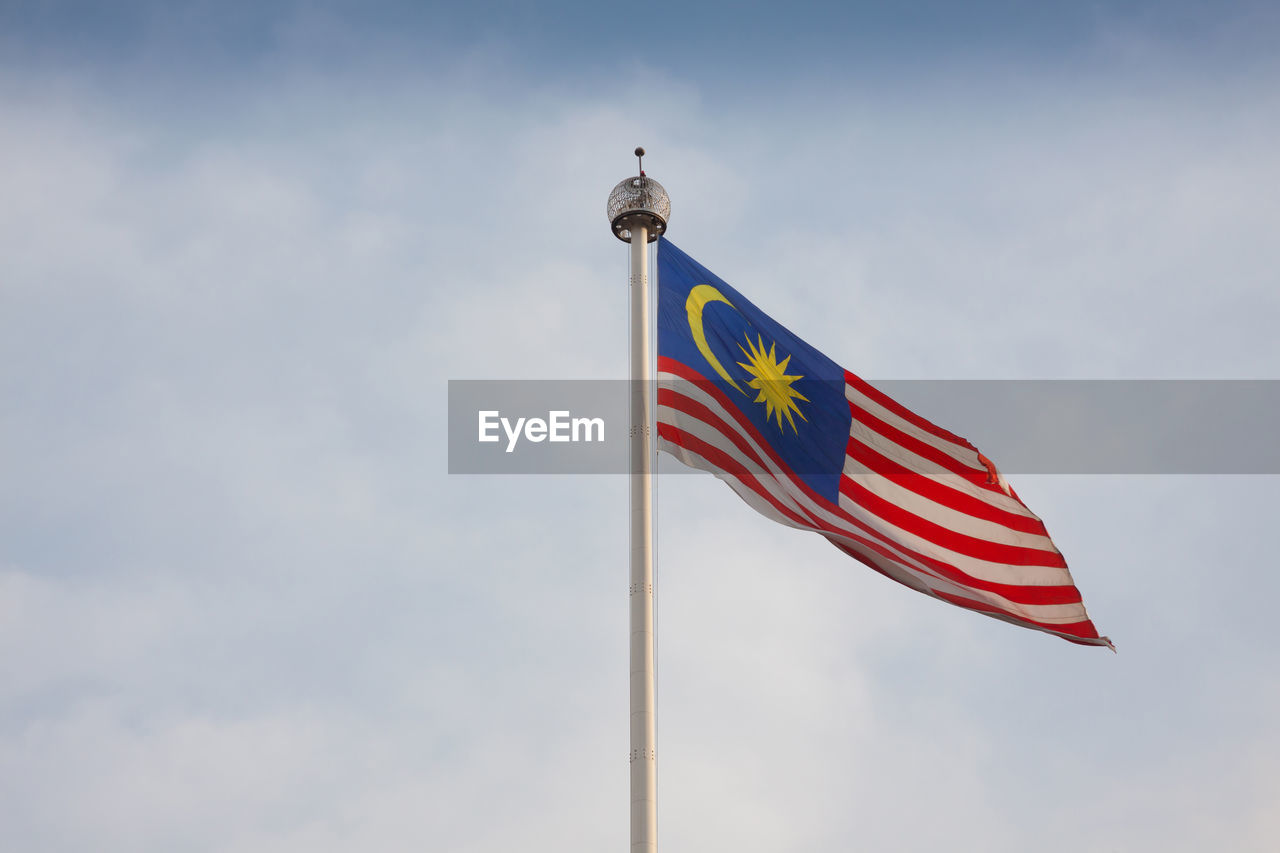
608,148,670,853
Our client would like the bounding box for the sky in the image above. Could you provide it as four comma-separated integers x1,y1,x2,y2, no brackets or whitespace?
2,1,1279,850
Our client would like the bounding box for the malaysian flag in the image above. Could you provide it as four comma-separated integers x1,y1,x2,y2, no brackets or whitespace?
655,240,1111,648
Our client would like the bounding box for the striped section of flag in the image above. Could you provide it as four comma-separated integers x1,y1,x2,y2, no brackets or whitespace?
656,240,1110,648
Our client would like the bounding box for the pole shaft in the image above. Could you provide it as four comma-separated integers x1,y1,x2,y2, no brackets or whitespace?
629,224,657,853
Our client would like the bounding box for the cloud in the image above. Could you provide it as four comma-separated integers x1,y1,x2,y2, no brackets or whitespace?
1,9,1279,851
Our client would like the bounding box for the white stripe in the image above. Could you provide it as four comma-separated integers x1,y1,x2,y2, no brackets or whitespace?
845,426,1039,520
660,379,1080,591
842,391,1040,521
659,410,814,521
659,438,810,532
661,428,1090,625
818,536,1065,623
659,383,1070,587
816,501,1087,623
840,464,1057,551
846,384,984,471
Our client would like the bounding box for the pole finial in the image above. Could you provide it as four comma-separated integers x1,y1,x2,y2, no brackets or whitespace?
608,151,669,243
635,146,645,176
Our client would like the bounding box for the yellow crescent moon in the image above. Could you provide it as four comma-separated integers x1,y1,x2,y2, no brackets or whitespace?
686,284,745,394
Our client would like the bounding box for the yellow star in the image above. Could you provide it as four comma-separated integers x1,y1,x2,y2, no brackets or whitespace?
737,333,809,433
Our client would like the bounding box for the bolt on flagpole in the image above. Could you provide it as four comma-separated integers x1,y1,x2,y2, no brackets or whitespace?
608,148,669,853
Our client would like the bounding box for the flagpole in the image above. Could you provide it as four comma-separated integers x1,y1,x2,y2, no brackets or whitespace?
608,149,670,853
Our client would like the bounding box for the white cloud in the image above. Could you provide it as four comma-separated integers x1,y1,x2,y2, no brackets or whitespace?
2,20,1278,851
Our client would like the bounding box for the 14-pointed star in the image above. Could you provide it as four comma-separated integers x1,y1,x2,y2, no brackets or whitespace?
737,333,809,433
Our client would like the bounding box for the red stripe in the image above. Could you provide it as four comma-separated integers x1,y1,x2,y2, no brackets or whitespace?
659,411,964,584
847,402,990,484
657,364,1071,583
931,589,1105,645
843,438,1048,535
667,425,1085,610
846,372,979,451
828,539,1102,643
659,358,836,510
658,389,784,493
658,358,1106,646
827,537,973,598
658,381,1085,608
659,425,828,531
659,361,1050,545
836,478,1068,568
658,422,999,601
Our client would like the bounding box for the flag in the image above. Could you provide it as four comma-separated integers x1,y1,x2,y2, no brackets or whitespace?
656,240,1111,648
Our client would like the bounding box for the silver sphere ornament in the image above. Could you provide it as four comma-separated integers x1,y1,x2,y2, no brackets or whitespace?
607,173,670,243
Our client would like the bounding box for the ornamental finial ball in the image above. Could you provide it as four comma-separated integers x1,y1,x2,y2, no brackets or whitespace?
607,150,670,243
